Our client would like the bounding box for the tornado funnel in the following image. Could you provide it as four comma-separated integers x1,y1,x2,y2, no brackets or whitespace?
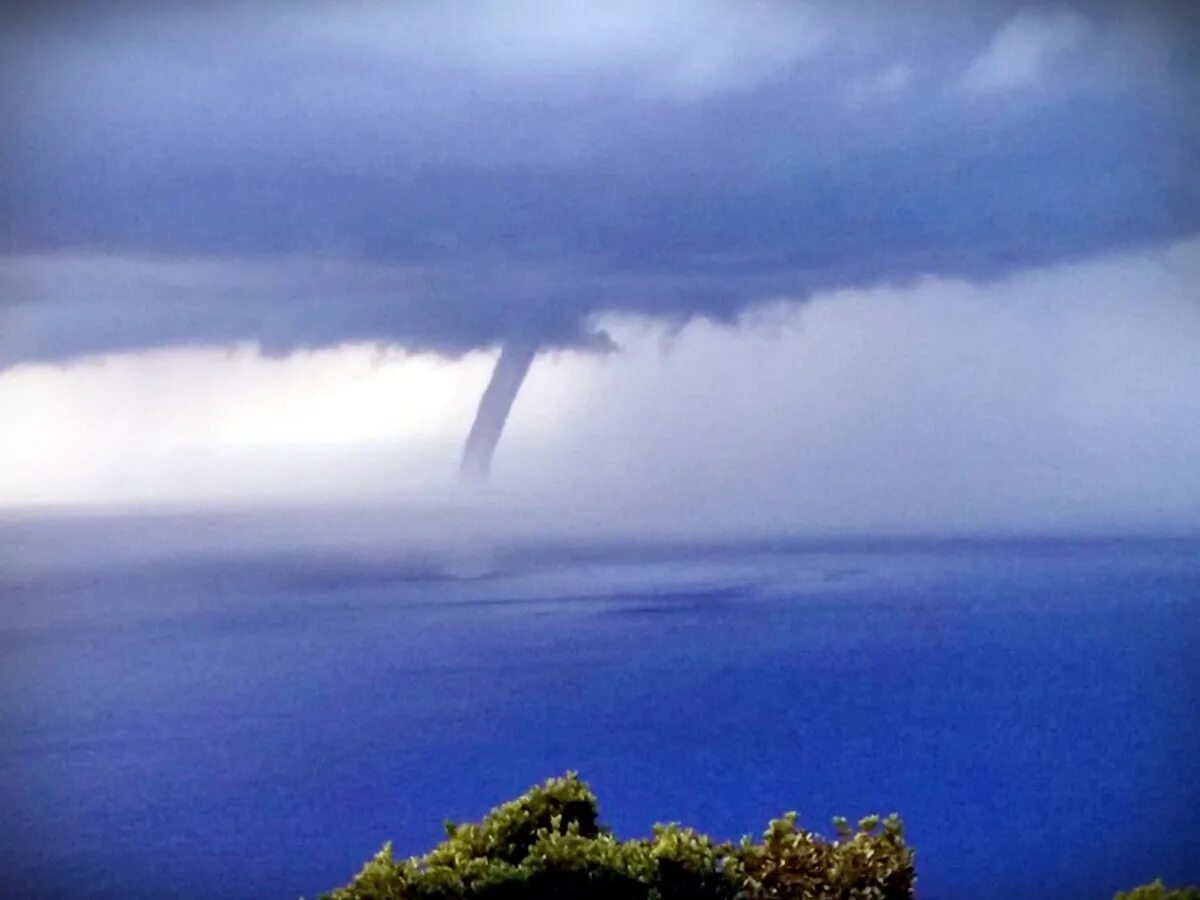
460,339,539,482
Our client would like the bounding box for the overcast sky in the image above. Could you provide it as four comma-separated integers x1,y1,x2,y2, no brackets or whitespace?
1,1,1198,533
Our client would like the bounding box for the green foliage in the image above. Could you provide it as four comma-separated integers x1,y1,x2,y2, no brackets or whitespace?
1115,880,1200,900
729,811,912,899
325,773,914,900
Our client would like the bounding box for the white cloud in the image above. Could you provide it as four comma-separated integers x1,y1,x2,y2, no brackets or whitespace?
961,9,1091,94
0,344,500,505
285,0,831,103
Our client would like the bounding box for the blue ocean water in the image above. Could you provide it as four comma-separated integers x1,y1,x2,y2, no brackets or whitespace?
1,515,1197,899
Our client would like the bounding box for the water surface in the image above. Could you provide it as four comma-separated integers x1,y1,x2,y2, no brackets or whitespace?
2,515,1197,898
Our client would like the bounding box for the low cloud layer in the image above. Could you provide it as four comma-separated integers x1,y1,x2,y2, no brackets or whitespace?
4,238,1198,534
2,1,1198,362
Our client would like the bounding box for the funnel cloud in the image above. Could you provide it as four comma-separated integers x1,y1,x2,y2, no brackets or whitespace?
460,340,539,482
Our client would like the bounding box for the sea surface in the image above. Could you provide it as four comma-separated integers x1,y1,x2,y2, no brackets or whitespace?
1,513,1198,899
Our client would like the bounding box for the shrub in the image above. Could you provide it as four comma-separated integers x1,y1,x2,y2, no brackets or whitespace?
324,773,914,900
1115,881,1200,900
728,812,912,899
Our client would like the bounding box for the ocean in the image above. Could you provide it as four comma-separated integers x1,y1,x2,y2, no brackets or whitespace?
2,513,1197,899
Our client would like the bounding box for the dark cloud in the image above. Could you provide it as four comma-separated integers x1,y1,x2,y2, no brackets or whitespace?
2,0,1198,363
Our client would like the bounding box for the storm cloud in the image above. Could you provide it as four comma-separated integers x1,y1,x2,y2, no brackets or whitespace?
2,0,1198,365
